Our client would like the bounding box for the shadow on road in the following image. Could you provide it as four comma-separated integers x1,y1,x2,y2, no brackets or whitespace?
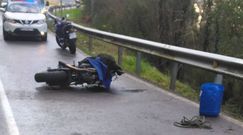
33,85,121,101
55,48,76,57
35,85,147,96
35,85,113,94
5,36,44,42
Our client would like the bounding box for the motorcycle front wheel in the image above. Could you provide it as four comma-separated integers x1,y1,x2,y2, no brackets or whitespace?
56,36,67,49
35,71,69,86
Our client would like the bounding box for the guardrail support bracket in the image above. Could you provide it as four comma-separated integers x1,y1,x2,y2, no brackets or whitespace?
118,47,123,66
169,62,179,91
88,35,93,53
136,52,142,76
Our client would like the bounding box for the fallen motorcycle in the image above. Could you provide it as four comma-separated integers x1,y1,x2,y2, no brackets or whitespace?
34,54,123,89
54,17,77,54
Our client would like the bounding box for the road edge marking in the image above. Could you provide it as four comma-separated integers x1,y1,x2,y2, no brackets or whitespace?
0,79,20,135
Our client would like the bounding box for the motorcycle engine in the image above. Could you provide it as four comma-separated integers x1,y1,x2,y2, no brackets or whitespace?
79,72,98,84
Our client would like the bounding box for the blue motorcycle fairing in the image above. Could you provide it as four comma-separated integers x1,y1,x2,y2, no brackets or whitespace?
86,57,112,89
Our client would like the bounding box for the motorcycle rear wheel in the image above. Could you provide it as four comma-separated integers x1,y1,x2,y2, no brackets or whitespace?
35,71,69,86
69,40,76,54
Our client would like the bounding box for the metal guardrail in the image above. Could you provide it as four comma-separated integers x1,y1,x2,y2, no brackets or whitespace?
48,6,243,90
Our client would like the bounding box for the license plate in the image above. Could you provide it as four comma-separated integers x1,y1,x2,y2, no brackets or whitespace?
69,32,77,39
20,28,33,31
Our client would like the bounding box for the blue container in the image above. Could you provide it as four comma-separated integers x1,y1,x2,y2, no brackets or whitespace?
199,83,224,117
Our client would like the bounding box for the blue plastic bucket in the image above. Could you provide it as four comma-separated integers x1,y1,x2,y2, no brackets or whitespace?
199,83,224,117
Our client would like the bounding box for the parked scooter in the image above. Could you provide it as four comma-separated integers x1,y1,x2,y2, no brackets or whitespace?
55,17,77,54
35,54,123,89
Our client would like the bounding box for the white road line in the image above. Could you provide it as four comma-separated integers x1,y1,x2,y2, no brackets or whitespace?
0,79,20,135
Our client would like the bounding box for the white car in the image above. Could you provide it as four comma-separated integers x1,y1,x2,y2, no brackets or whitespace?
2,2,47,41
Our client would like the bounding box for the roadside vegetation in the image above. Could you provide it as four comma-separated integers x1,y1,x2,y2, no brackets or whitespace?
53,0,243,120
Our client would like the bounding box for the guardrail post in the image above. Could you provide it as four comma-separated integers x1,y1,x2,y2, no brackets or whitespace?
54,8,56,16
214,74,223,84
169,62,179,91
57,7,60,14
136,52,142,75
118,47,123,66
60,0,63,16
88,35,93,53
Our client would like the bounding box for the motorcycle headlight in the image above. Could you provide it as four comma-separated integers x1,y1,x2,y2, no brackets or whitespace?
37,19,46,24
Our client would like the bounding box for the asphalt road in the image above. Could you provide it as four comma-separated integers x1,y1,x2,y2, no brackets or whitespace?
0,14,243,135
